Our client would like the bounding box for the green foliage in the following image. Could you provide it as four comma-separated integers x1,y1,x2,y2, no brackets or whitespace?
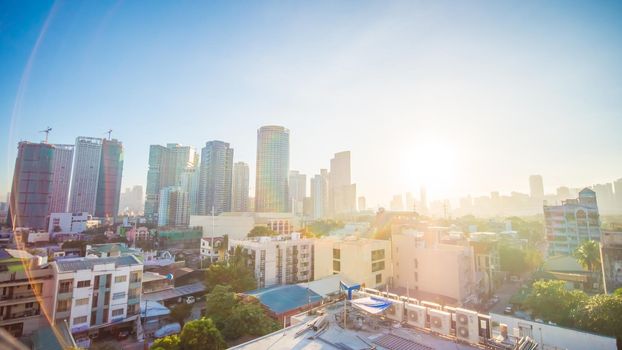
306,220,344,237
204,285,237,329
525,280,588,326
574,240,601,273
573,294,622,337
205,247,256,292
506,216,544,246
614,288,622,297
150,335,180,350
248,226,277,237
499,245,525,274
179,317,226,350
170,303,193,327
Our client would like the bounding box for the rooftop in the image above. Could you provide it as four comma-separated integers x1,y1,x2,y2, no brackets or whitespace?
142,282,206,301
55,255,142,272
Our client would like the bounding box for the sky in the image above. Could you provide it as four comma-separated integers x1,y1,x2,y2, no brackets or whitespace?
1,0,622,207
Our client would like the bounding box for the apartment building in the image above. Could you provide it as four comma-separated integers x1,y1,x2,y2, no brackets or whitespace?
314,236,391,289
0,249,55,338
51,256,143,343
392,230,478,306
600,231,622,294
230,233,313,288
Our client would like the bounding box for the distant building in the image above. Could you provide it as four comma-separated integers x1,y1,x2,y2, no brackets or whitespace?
199,141,234,215
180,167,200,216
51,256,143,343
49,144,74,213
9,142,55,230
0,249,55,338
230,233,314,288
314,236,391,289
255,126,289,212
288,170,306,216
118,185,144,215
390,194,404,211
600,231,622,294
158,186,189,227
310,170,329,219
358,196,366,211
145,144,196,223
329,151,356,216
69,137,103,215
544,188,602,256
94,138,124,218
48,212,94,234
190,212,301,240
232,162,250,212
529,175,544,199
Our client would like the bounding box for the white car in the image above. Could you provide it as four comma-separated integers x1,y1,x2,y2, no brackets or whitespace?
184,296,196,304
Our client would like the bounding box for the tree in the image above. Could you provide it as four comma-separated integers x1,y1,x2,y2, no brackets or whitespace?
170,303,193,327
499,245,526,275
179,317,226,350
525,280,588,326
248,226,276,237
222,299,279,340
614,287,622,297
574,240,601,273
150,335,180,350
573,294,622,338
204,285,237,329
205,247,256,292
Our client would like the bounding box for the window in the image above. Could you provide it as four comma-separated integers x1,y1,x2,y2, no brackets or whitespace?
128,287,141,299
77,280,91,288
56,299,70,312
114,275,127,283
376,273,382,284
372,261,385,272
73,316,87,324
333,260,341,272
112,308,124,317
333,248,340,259
25,302,34,308
58,280,73,293
371,249,385,261
112,292,126,300
75,298,89,306
130,271,141,283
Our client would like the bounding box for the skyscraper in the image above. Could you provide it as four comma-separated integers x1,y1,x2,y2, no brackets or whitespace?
358,196,366,211
255,126,289,212
529,175,544,199
288,170,306,215
69,137,103,214
329,151,356,216
310,169,329,219
158,186,189,227
180,166,200,215
9,142,54,229
48,144,74,213
232,162,250,212
95,138,124,218
199,141,234,215
145,144,195,222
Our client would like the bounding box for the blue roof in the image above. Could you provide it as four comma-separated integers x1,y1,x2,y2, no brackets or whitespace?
245,284,322,314
56,255,142,272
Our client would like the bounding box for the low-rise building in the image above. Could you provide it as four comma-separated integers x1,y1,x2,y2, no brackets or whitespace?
190,212,301,240
51,255,143,344
230,233,314,289
601,231,622,293
48,212,95,235
0,249,55,338
314,236,391,289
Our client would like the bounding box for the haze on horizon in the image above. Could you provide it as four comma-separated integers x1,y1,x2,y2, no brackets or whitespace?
1,1,621,208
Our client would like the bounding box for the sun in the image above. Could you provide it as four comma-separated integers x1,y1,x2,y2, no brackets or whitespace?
401,138,457,197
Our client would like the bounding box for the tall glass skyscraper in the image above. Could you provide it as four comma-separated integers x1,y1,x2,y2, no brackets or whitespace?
95,139,124,218
69,137,103,214
199,141,233,215
232,162,250,212
255,126,290,212
49,144,74,213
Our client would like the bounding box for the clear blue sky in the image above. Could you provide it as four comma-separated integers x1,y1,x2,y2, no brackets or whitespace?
1,0,621,207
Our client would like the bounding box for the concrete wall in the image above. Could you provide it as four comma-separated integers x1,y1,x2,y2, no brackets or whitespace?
490,313,616,350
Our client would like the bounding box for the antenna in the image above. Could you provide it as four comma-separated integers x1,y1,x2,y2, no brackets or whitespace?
39,127,52,143
105,129,112,140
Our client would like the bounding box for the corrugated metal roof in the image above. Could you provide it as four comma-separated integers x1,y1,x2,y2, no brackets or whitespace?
56,255,141,272
245,284,322,314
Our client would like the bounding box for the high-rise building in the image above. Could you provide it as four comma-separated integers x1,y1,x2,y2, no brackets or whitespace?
529,175,544,199
232,162,250,212
69,137,103,214
310,169,329,219
255,126,289,212
145,144,196,222
158,186,189,227
119,185,144,215
288,170,306,215
329,151,356,216
9,142,55,229
390,194,404,211
405,192,415,211
95,138,124,218
49,144,74,213
199,141,234,215
591,183,615,213
180,167,200,215
544,188,602,256
358,196,366,211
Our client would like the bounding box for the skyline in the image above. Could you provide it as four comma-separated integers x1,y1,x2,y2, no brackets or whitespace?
2,1,622,207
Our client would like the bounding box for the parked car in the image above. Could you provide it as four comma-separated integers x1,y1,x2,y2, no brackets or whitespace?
503,305,513,314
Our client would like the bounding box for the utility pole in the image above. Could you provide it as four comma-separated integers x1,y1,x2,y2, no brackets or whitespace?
211,205,215,264
39,127,52,143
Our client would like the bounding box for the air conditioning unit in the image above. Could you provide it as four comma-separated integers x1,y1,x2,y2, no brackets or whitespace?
455,308,479,344
384,300,404,322
478,314,492,340
428,309,451,336
405,303,425,329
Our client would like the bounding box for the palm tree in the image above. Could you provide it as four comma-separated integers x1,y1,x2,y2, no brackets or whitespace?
574,240,601,273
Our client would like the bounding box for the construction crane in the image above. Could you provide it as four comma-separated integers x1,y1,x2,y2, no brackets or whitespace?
105,129,113,140
39,127,52,143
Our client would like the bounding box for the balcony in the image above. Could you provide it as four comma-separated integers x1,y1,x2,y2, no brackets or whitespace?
0,292,38,306
0,309,41,324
